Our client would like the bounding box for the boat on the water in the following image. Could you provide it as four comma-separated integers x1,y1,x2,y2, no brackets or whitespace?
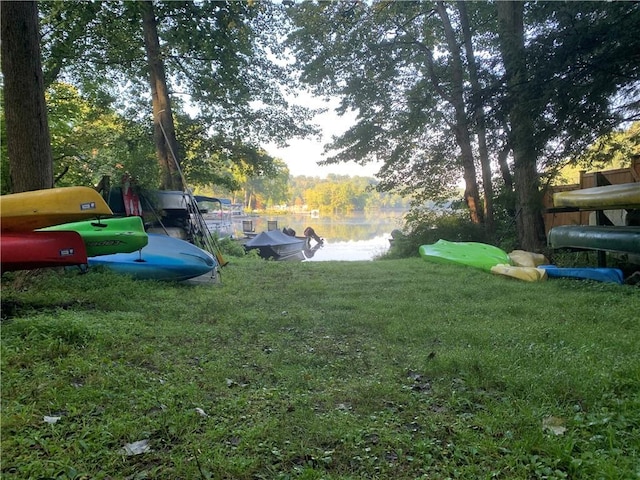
0,186,113,232
244,229,308,261
419,239,512,271
1,231,88,272
88,234,217,281
39,216,148,257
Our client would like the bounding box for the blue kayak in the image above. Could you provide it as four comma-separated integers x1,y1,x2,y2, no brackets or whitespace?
88,234,216,281
538,265,624,284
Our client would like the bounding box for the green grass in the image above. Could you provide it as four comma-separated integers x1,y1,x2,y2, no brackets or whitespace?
2,259,639,479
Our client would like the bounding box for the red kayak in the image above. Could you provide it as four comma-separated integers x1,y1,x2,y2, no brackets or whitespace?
1,231,88,272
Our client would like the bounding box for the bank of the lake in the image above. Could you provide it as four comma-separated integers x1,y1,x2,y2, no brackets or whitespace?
2,258,639,479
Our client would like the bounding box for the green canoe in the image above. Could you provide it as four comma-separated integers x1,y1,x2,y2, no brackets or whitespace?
419,239,512,271
40,216,148,257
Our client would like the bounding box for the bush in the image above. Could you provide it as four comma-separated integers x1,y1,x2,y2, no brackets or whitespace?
385,209,489,258
383,197,528,258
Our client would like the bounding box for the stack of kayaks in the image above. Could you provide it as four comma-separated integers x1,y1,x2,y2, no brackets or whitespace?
1,186,113,272
1,186,217,282
549,183,640,254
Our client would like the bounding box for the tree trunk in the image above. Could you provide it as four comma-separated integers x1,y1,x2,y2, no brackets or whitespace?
435,2,483,225
140,1,183,191
1,1,53,193
457,1,495,235
495,1,546,251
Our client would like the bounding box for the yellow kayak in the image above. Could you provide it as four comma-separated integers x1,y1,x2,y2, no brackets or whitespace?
0,186,113,232
491,264,548,282
553,183,640,209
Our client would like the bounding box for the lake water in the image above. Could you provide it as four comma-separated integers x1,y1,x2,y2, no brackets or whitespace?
232,211,406,261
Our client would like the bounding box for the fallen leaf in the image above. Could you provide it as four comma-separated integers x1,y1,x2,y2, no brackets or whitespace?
195,407,209,417
542,416,567,436
121,439,152,456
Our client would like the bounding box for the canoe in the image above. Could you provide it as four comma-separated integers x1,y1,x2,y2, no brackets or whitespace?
88,234,216,281
419,239,512,271
1,231,88,272
547,225,640,254
553,183,640,210
0,186,113,232
244,230,307,260
40,217,148,257
538,265,624,284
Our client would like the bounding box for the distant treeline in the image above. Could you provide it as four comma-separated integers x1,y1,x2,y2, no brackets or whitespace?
203,173,412,214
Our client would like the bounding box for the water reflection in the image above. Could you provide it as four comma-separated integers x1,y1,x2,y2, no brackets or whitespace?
233,212,405,261
304,234,393,261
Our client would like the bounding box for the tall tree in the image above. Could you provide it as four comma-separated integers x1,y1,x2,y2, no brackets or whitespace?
287,1,640,250
434,1,483,225
457,0,496,234
286,2,487,223
140,1,182,190
38,1,319,191
495,2,546,251
1,1,53,192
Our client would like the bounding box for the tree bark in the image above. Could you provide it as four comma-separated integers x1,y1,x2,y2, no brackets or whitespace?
1,1,53,193
140,1,183,191
495,1,546,251
457,1,495,235
435,2,483,225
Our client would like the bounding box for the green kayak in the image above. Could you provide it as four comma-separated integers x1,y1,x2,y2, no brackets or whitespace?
419,239,512,271
40,216,148,257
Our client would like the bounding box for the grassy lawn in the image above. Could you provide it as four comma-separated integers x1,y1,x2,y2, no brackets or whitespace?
2,258,639,479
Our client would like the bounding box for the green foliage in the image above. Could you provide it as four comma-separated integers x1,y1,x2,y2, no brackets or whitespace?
387,209,489,259
46,82,159,189
2,262,639,478
38,0,320,192
288,175,409,214
286,1,640,250
550,122,640,185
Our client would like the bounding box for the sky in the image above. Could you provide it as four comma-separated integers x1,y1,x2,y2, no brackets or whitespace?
264,98,382,179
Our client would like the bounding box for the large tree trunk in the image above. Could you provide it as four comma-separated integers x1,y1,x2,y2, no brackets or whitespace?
457,1,495,235
1,1,53,193
140,1,183,191
435,2,483,225
495,1,546,251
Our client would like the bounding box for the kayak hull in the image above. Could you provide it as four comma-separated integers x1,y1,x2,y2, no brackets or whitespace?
1,187,113,232
553,183,640,210
88,234,216,281
539,265,624,284
419,239,511,271
548,225,640,254
491,264,548,282
41,217,148,257
1,231,88,272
